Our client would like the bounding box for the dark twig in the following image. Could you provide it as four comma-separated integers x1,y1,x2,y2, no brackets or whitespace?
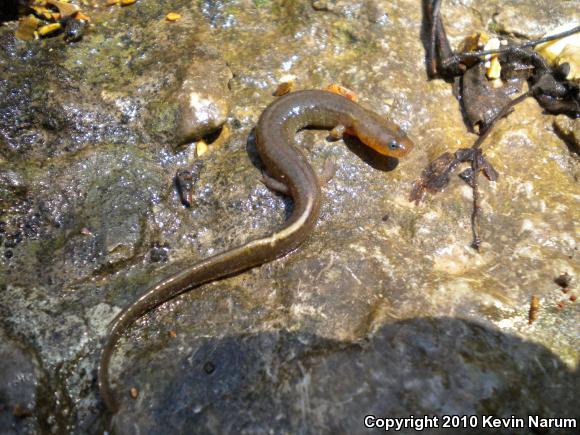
429,0,444,77
440,26,580,74
470,147,482,250
460,25,580,59
468,91,531,249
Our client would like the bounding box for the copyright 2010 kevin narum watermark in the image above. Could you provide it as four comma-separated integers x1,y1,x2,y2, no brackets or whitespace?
363,415,578,432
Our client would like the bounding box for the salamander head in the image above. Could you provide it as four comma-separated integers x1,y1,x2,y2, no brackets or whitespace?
352,112,414,159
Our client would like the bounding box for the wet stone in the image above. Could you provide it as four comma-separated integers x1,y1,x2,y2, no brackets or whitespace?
109,320,578,434
491,2,579,39
0,167,26,207
46,149,163,283
173,55,233,146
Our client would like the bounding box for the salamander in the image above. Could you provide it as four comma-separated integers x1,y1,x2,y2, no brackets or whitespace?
98,89,413,412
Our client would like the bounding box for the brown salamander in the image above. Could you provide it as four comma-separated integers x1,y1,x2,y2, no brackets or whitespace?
98,89,413,412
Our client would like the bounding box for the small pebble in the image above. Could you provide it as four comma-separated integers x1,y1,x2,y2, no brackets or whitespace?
196,140,209,157
166,12,182,21
130,387,138,398
150,243,169,263
273,81,294,97
203,362,215,374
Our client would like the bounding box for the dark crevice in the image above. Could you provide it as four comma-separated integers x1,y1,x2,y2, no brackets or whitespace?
0,0,26,24
552,121,580,156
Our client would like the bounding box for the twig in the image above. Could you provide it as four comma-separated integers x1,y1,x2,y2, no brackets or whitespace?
469,91,531,249
460,25,580,59
470,147,482,250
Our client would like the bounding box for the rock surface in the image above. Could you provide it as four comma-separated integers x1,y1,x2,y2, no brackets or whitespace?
554,115,580,155
0,0,578,434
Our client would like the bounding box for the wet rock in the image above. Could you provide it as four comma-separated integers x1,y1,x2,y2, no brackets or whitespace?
0,69,139,160
492,6,546,39
173,55,232,146
81,176,147,267
39,146,164,283
199,0,236,28
492,2,579,39
0,78,46,159
0,167,26,207
312,0,385,22
110,319,578,434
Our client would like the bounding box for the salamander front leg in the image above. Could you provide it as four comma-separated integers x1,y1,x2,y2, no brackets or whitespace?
329,124,346,140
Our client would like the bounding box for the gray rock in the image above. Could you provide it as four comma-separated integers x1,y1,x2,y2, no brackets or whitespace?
109,319,578,435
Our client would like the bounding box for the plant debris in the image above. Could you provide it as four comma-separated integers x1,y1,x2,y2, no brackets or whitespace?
15,0,90,42
415,0,580,249
174,161,204,208
554,272,572,288
15,15,41,41
46,0,79,19
325,83,358,102
528,295,540,325
273,77,295,96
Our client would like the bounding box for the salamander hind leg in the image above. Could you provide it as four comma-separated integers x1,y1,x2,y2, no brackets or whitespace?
261,170,290,194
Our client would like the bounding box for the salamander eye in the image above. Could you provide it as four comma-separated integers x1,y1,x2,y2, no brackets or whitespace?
388,140,401,150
